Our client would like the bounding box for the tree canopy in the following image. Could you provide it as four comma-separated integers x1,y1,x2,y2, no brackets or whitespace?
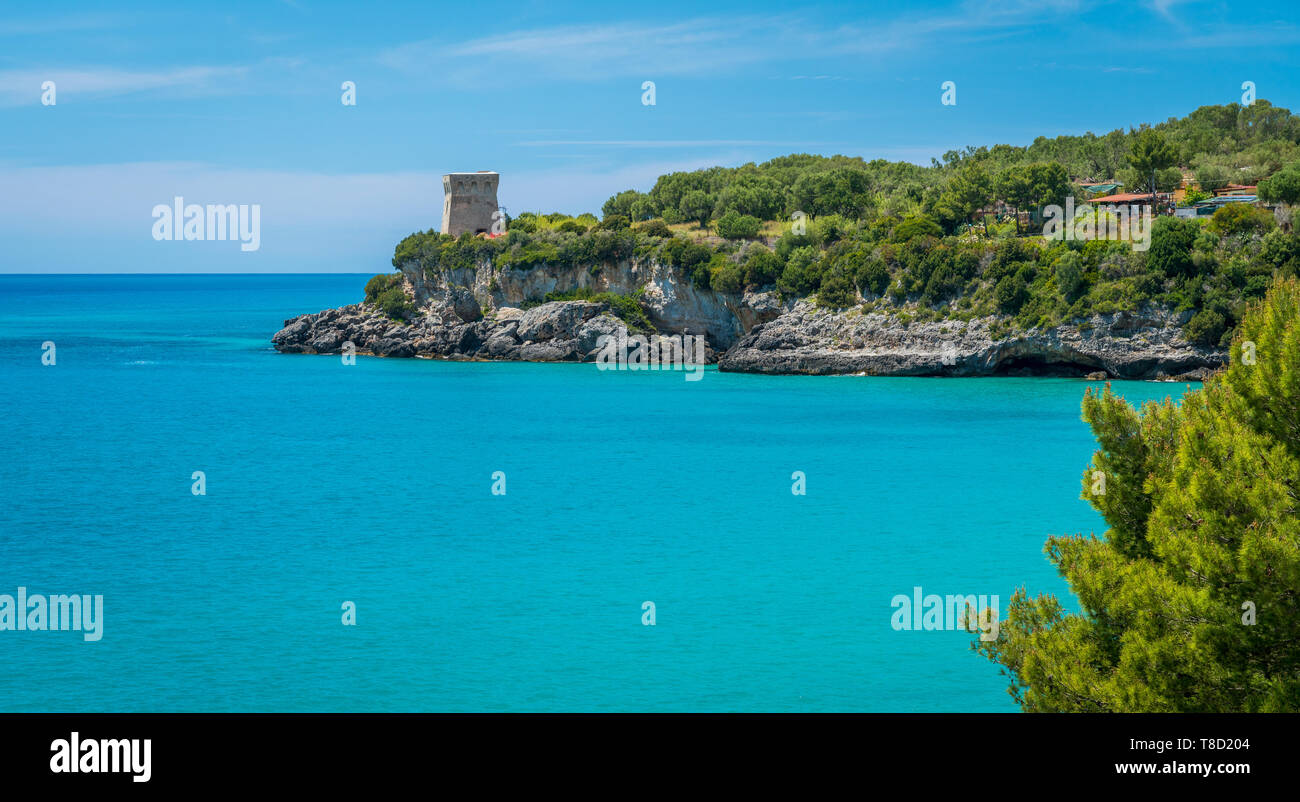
600,101,1300,233
976,278,1300,711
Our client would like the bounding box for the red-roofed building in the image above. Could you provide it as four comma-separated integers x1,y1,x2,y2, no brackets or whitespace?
1080,191,1177,214
1081,192,1170,205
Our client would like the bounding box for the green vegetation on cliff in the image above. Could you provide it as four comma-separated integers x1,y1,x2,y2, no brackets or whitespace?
363,273,415,321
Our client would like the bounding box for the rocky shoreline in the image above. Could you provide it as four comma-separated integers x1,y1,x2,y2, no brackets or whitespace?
272,259,1225,380
272,299,724,363
718,304,1223,380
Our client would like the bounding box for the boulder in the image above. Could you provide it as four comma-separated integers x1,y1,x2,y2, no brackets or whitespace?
520,341,575,362
451,286,482,323
576,313,624,354
516,301,603,342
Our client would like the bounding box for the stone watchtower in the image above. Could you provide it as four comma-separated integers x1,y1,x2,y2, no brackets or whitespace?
441,171,500,236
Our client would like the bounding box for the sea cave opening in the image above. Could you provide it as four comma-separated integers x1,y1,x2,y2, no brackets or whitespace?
990,355,1101,377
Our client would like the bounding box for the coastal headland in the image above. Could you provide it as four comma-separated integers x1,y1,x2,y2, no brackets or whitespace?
272,255,1222,379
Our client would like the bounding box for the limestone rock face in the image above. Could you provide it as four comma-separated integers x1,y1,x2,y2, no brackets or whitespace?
576,314,624,358
406,257,745,348
450,286,482,323
273,259,1227,378
516,301,603,342
717,301,1225,379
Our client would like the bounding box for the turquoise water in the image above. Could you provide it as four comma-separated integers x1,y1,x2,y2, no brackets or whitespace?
0,275,1195,712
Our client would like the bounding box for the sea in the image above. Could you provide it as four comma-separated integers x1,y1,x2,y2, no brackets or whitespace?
0,274,1197,711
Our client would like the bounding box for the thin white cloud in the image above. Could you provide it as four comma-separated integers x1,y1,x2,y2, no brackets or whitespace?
375,5,1102,89
0,66,250,106
1144,0,1195,23
378,17,793,86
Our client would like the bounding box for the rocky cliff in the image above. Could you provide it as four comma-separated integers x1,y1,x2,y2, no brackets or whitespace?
272,299,724,363
405,258,754,347
273,257,735,363
719,302,1223,380
272,257,1225,379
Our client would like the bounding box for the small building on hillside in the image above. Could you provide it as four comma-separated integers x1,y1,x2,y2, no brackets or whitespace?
1080,182,1122,196
1175,194,1260,218
1212,184,1257,197
1081,191,1173,213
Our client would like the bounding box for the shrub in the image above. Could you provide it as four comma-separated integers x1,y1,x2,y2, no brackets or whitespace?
1147,216,1200,278
922,261,965,306
391,229,445,270
743,248,783,288
1185,308,1228,346
690,262,712,288
633,219,673,238
860,258,891,297
1257,162,1300,205
590,230,635,264
709,254,745,293
994,273,1029,313
892,214,944,243
595,214,630,231
811,214,852,246
775,232,815,261
660,237,713,272
1260,229,1300,277
1207,203,1276,238
777,246,822,297
498,237,561,271
365,270,426,320
1054,251,1086,301
508,214,540,233
714,211,762,239
365,272,401,303
834,247,888,298
817,275,857,308
988,237,1040,282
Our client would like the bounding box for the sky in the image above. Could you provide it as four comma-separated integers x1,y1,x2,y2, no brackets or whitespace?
1,0,1297,273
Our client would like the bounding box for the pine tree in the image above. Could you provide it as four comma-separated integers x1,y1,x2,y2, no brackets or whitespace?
976,278,1300,711
1126,128,1178,200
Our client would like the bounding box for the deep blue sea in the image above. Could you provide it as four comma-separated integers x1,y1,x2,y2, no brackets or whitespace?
0,274,1196,711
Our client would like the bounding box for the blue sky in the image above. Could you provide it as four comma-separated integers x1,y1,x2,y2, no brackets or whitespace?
2,0,1297,272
